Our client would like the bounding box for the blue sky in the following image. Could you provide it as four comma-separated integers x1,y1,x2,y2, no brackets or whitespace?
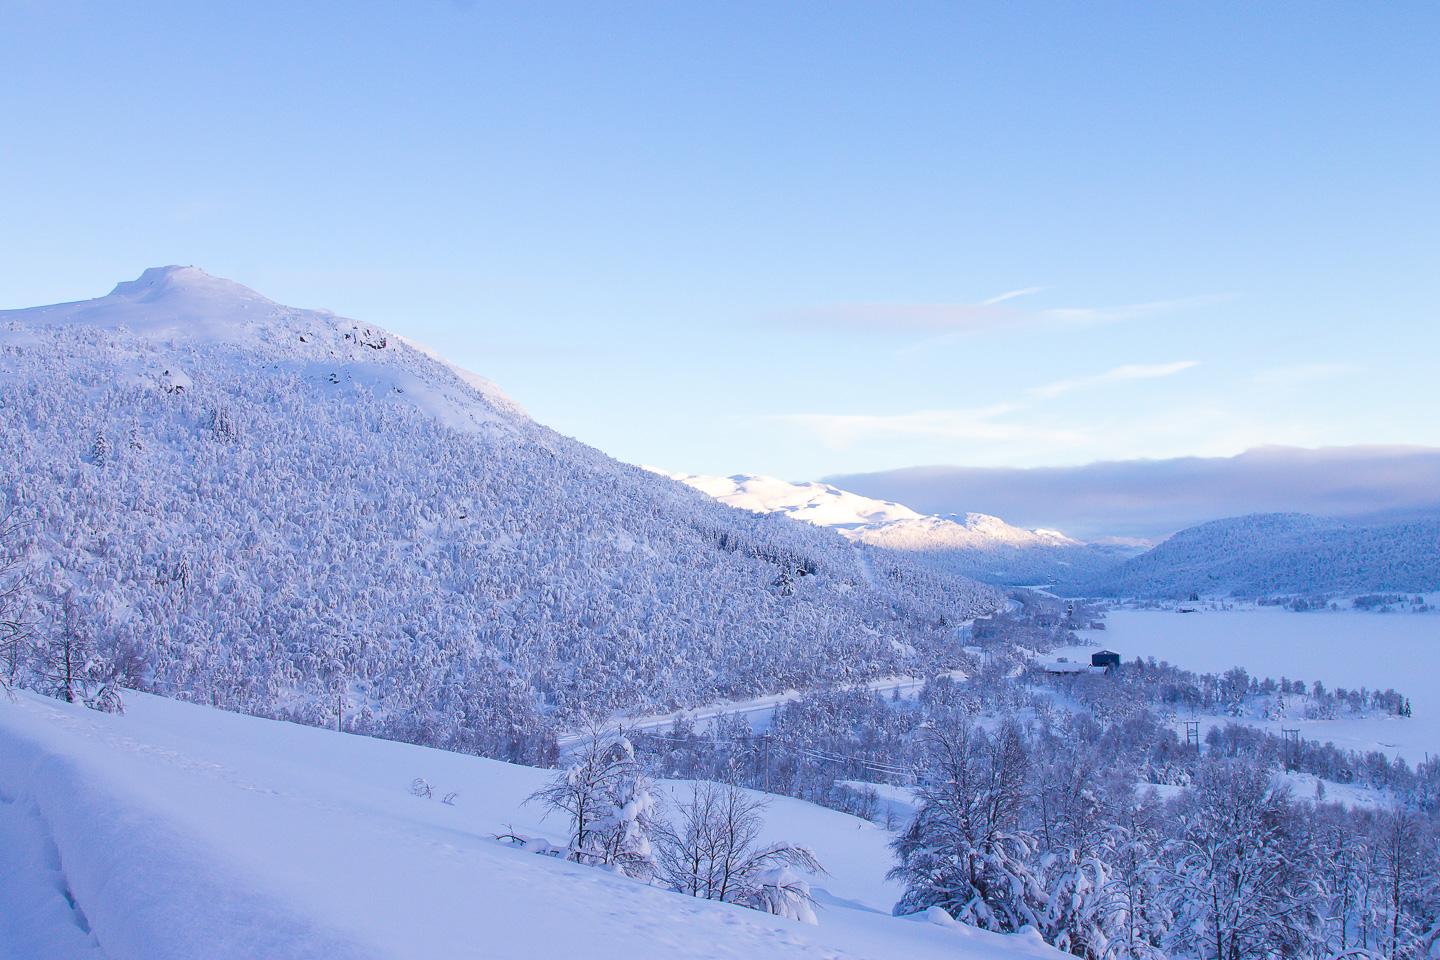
3,1,1437,480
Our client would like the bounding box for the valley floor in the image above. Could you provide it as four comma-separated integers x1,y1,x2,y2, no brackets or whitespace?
1067,606,1440,763
0,691,1061,960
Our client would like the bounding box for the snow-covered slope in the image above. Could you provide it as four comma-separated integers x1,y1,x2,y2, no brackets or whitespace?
665,473,926,528
0,690,1063,960
1068,511,1440,598
664,472,1137,585
0,268,1002,755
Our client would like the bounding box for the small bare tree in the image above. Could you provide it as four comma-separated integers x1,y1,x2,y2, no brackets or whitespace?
528,724,657,879
0,510,30,690
32,590,124,712
39,591,88,703
654,781,824,922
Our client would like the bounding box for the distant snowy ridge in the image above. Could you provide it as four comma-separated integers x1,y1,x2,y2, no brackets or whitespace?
661,472,1137,586
0,267,1002,757
660,473,928,528
1067,511,1440,598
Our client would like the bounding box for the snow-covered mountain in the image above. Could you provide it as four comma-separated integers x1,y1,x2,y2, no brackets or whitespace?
665,473,926,528
1066,511,1440,598
663,472,1138,585
0,267,1003,756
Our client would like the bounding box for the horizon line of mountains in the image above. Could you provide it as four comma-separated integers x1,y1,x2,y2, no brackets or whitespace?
661,469,1440,596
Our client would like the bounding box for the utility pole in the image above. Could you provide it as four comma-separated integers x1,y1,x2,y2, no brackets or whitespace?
1282,728,1301,770
1184,720,1200,757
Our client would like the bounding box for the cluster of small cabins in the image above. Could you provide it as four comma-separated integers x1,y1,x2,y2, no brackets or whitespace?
1041,649,1122,675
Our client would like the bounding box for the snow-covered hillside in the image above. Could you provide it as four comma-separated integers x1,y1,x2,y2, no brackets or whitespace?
663,472,1137,585
0,267,1002,755
1068,511,1440,598
0,689,1063,960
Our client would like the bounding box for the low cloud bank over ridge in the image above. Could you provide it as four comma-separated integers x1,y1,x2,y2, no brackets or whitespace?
827,446,1440,541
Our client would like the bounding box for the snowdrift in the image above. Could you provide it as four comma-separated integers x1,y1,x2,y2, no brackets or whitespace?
0,691,1063,960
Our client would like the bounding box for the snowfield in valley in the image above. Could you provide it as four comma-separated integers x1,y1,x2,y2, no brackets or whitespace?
1065,606,1440,762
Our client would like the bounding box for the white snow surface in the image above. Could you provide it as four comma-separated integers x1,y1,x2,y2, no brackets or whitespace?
0,691,1063,960
9,265,289,342
1067,607,1440,762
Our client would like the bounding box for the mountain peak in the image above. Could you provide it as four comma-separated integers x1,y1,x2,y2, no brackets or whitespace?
108,265,276,307
2,265,302,341
1,265,532,430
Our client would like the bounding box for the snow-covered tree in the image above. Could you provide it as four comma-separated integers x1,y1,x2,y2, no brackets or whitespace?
36,591,88,703
594,739,657,881
31,590,122,711
890,720,1043,932
0,509,29,689
744,866,820,925
1030,732,1120,958
529,727,655,880
1100,778,1170,960
1166,757,1319,960
654,780,823,922
1372,807,1439,960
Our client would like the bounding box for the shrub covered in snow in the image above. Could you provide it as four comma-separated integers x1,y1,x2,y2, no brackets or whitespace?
529,728,657,880
653,780,823,922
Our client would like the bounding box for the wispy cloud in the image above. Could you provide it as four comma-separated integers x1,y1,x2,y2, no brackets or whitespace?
1030,360,1198,399
1032,297,1224,329
827,445,1440,540
793,301,1014,332
776,403,1089,450
1250,362,1353,388
793,292,1224,336
981,286,1044,306
775,359,1197,450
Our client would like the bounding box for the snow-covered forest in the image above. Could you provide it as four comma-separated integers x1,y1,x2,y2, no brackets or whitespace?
1069,512,1440,598
0,268,1000,759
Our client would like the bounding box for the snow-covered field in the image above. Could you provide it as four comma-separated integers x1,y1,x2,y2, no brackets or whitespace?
0,690,1062,960
1072,607,1440,762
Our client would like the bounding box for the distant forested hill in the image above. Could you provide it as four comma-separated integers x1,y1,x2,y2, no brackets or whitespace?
1066,511,1440,598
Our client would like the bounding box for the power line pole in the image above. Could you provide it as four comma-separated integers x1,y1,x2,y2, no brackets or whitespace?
1184,720,1200,757
1282,728,1301,770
